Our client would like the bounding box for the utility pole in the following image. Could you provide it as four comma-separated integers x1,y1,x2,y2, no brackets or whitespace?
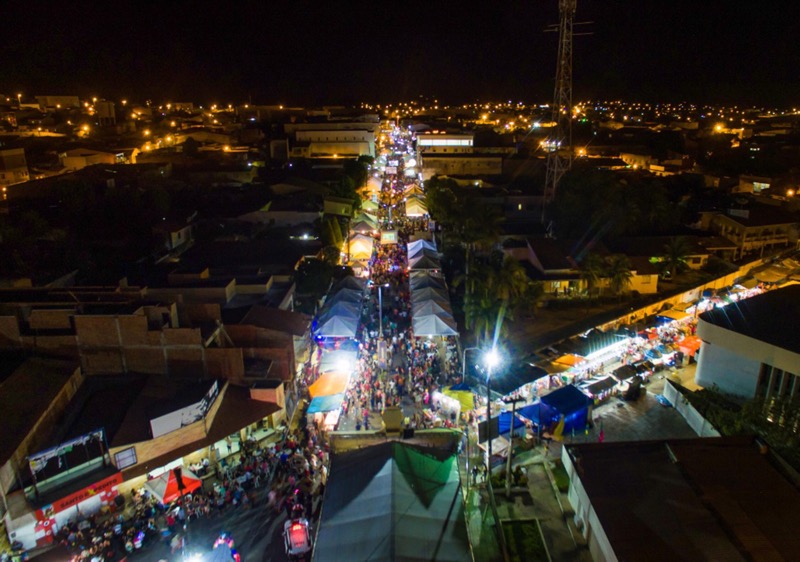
542,0,577,226
504,397,525,498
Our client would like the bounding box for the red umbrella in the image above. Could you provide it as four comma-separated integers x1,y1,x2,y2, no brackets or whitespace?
145,468,202,504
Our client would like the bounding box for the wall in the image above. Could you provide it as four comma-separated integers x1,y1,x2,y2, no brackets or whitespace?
662,381,721,437
562,447,617,562
694,338,760,398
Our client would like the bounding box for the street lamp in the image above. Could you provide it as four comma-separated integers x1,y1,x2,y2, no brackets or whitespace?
461,346,480,380
369,281,390,338
483,347,500,477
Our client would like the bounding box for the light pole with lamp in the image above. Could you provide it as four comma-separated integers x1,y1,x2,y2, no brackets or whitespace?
461,346,480,380
484,348,500,477
482,347,509,560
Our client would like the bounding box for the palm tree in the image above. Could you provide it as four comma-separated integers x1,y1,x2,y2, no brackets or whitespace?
605,255,633,298
661,236,691,280
578,252,605,297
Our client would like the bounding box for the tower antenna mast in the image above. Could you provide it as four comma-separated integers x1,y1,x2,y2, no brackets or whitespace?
542,0,577,225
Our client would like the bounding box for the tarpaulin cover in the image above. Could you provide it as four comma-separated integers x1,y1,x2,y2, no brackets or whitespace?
540,384,591,411
144,469,202,505
554,354,585,367
498,411,526,436
678,335,702,353
307,393,345,414
516,403,541,425
312,442,470,562
443,386,474,412
309,371,351,398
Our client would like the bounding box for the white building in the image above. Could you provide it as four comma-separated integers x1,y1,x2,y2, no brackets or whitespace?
695,285,800,400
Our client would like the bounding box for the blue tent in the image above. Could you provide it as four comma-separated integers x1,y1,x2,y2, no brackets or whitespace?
498,411,526,437
449,382,472,392
539,386,591,432
516,403,542,425
307,393,345,414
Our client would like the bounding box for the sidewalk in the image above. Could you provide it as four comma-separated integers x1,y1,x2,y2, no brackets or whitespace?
462,442,592,562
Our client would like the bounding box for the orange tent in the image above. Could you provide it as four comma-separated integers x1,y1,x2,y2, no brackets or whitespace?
309,371,351,398
554,354,585,368
678,335,702,357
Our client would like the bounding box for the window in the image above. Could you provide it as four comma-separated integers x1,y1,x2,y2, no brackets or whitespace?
115,447,137,469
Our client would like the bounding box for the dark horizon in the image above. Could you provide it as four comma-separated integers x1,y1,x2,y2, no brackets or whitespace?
3,1,800,108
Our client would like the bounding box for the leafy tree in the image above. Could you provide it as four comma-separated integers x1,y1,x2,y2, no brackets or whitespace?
660,236,691,280
605,254,633,297
321,245,340,266
578,252,605,297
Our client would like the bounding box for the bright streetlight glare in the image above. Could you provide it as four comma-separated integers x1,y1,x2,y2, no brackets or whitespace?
484,348,500,370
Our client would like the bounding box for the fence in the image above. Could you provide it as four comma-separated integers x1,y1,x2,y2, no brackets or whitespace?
663,380,720,437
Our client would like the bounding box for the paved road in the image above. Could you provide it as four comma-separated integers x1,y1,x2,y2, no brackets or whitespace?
128,486,313,562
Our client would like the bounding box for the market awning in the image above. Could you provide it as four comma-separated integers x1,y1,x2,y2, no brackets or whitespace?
144,468,202,505
309,371,351,398
656,309,691,323
498,411,526,437
307,393,345,414
584,376,618,395
516,403,541,425
554,354,585,368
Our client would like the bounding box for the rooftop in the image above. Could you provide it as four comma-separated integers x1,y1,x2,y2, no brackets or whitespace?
699,284,800,354
0,356,79,465
566,436,800,561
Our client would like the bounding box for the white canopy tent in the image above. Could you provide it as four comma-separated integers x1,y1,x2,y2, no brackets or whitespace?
413,313,458,336
317,315,359,338
348,234,375,260
409,272,447,291
407,239,437,255
318,301,361,324
412,299,454,318
408,254,441,271
325,288,363,306
410,286,450,304
405,197,428,217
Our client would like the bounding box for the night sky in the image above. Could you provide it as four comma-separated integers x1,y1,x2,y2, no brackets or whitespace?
2,0,800,106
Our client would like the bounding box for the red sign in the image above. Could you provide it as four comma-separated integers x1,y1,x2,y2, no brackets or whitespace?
36,472,123,521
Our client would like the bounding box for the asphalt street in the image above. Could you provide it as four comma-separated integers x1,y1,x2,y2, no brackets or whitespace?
128,486,312,562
